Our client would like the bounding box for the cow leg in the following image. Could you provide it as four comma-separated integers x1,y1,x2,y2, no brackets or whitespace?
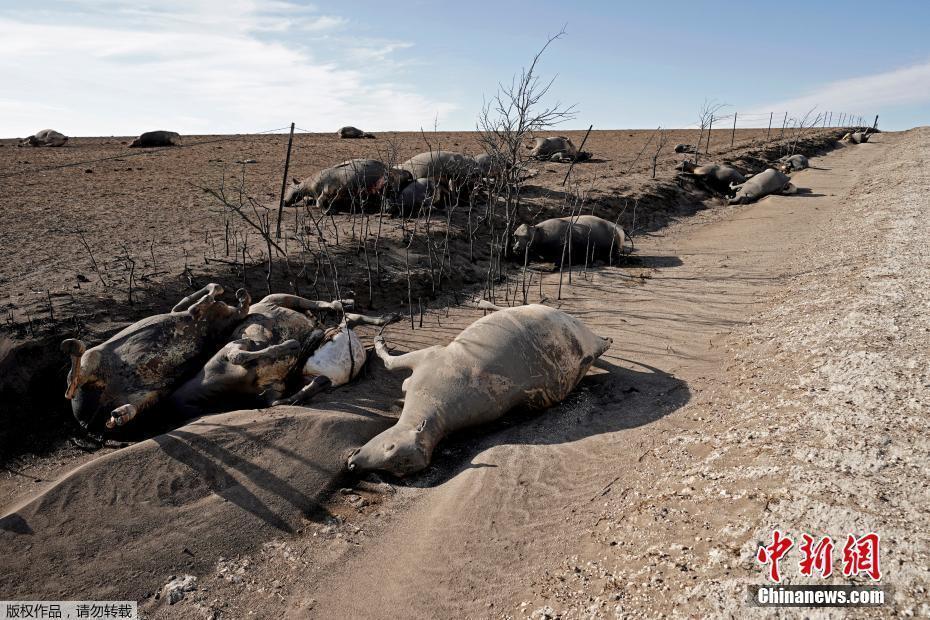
187,292,219,319
173,283,224,312
374,336,439,371
228,339,301,366
272,375,332,407
474,299,504,312
215,288,251,320
320,186,349,214
261,294,354,313
343,311,403,329
105,404,139,429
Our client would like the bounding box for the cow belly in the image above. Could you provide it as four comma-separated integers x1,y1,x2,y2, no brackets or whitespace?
301,329,367,386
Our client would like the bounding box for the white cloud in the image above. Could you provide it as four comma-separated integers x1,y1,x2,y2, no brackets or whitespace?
0,2,456,136
751,60,930,121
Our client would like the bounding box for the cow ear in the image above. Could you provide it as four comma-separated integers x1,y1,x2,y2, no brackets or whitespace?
291,177,300,185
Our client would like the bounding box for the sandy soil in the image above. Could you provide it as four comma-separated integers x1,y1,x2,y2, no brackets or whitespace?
4,127,924,618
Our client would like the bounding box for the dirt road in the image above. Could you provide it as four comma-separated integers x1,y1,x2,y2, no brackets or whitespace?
240,128,924,618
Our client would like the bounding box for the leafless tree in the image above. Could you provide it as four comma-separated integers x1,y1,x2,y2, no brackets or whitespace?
788,107,822,156
76,230,109,287
694,99,728,164
477,26,577,259
198,167,289,295
115,243,137,305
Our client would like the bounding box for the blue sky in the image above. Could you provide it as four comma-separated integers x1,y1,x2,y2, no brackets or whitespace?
1,0,927,136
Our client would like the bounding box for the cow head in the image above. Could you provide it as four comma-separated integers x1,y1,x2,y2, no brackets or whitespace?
346,423,431,477
283,178,313,207
512,223,538,257
385,167,414,195
61,338,108,430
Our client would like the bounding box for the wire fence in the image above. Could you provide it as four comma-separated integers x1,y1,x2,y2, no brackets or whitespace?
1,109,875,182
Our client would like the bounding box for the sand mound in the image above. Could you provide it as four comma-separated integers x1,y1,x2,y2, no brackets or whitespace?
0,404,393,601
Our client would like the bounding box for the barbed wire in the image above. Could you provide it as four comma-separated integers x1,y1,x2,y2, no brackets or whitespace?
1,111,872,182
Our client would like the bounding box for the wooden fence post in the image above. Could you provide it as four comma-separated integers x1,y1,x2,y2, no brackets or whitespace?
705,114,714,155
562,124,593,186
730,112,737,147
780,111,788,140
872,114,879,130
275,122,296,239
766,111,773,142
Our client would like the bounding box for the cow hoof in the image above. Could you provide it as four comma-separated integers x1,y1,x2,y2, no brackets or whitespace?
106,404,138,429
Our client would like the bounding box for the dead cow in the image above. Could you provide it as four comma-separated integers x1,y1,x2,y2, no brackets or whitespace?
348,301,611,476
777,154,809,173
474,152,504,178
513,215,633,266
674,144,697,154
842,132,870,145
677,161,747,196
129,130,181,148
529,136,590,162
728,168,796,205
169,295,401,416
392,177,445,216
61,284,250,431
284,159,408,213
21,129,68,147
337,126,376,139
396,151,479,195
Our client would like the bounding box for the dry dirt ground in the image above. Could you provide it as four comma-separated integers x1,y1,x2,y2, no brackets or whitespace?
0,126,842,458
0,127,793,324
3,127,925,619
